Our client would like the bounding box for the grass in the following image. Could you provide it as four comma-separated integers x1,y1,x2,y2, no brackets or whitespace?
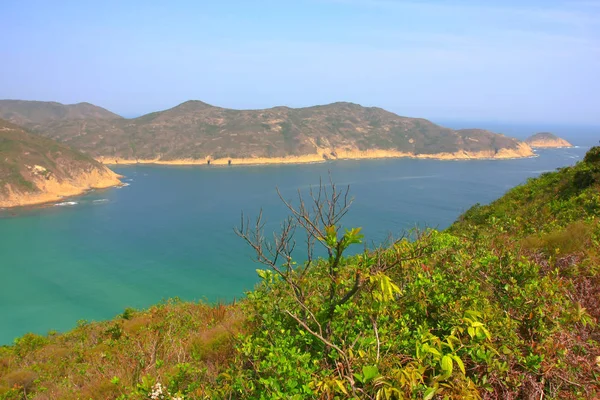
0,300,243,399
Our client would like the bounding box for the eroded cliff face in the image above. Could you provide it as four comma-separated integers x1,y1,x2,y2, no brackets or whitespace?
526,138,573,148
0,166,121,208
0,118,122,208
96,142,535,166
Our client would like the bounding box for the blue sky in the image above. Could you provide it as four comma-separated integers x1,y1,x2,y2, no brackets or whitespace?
1,0,599,124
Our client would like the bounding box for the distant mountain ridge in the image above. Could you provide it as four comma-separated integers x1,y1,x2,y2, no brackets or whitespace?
0,100,122,126
0,118,121,207
0,99,534,164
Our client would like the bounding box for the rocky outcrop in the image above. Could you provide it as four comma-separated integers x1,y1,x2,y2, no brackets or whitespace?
0,119,122,208
525,132,573,148
0,167,121,208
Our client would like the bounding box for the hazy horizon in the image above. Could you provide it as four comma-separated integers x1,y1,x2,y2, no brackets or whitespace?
2,0,599,125
4,97,600,131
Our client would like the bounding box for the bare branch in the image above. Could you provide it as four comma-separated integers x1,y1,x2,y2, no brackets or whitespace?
285,310,356,392
372,318,380,363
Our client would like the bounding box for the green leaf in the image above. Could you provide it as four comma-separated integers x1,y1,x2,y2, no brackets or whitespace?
370,273,401,302
451,354,466,375
334,379,348,394
467,326,476,338
423,386,437,400
441,355,453,375
324,225,337,247
481,326,492,340
256,269,270,280
343,227,364,246
423,344,441,357
362,365,380,382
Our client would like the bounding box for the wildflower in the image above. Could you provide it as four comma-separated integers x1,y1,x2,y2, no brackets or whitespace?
149,382,164,400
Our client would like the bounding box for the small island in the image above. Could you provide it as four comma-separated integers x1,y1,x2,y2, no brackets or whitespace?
525,132,573,148
0,118,122,208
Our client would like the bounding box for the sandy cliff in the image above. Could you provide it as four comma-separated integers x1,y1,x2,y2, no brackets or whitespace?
0,118,122,208
96,142,535,166
0,167,122,208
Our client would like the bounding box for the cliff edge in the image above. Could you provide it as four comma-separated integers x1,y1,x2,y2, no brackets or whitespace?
0,119,122,208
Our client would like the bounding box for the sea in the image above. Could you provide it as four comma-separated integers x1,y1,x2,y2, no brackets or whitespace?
0,123,596,345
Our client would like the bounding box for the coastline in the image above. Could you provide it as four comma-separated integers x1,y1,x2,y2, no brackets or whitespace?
0,168,123,209
97,144,535,167
526,137,573,149
528,142,574,149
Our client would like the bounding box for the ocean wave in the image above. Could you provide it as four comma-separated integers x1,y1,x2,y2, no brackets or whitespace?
92,199,109,203
54,201,78,207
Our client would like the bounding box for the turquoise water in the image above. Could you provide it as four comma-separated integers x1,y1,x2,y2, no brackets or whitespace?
0,146,590,344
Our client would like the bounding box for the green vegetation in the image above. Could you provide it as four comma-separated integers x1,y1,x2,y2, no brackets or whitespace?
0,118,116,201
1,100,529,161
1,148,599,399
0,100,122,126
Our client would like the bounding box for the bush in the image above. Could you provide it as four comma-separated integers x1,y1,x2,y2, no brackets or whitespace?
2,370,37,393
573,165,596,190
583,146,600,164
522,221,592,255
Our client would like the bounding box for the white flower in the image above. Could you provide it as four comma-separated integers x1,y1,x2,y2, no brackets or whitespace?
149,382,165,399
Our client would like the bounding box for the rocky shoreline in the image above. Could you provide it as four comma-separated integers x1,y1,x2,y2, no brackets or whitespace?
0,168,122,208
97,143,534,166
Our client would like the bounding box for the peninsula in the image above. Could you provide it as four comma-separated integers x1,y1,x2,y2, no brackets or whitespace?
0,119,122,208
0,100,534,164
525,132,573,148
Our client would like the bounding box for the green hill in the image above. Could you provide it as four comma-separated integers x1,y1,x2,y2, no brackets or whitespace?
5,100,533,162
0,119,122,207
0,100,122,126
1,147,598,399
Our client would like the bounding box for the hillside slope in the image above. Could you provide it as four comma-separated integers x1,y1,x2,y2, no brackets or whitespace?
0,119,122,207
1,148,598,399
0,99,122,126
21,100,533,163
525,132,573,148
